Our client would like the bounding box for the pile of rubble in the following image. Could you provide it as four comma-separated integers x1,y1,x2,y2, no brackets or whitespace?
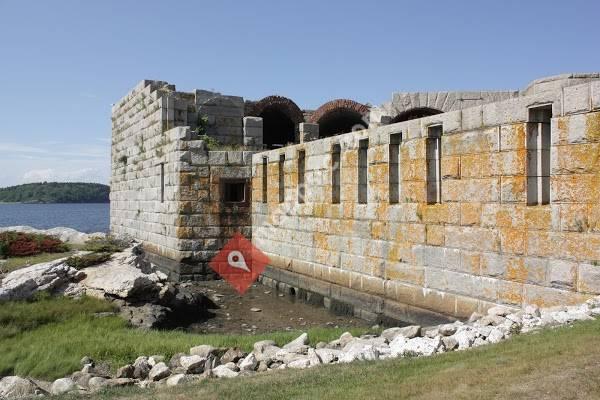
2,296,600,398
0,243,209,329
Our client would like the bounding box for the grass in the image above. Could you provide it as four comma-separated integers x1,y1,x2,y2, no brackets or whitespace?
0,237,128,273
64,252,112,269
81,236,129,253
58,318,600,400
0,295,374,380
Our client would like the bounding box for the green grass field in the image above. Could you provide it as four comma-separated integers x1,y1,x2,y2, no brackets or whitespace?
0,295,374,380
63,317,600,400
4,295,600,399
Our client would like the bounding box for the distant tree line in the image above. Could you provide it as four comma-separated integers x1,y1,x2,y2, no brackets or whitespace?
0,182,110,203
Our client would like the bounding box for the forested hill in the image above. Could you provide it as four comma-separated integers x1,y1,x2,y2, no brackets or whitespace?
0,182,110,203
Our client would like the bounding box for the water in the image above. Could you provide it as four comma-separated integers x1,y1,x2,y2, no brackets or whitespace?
0,203,110,233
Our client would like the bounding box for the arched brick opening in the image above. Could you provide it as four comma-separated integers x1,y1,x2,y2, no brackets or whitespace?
390,107,442,124
309,99,370,138
246,96,304,149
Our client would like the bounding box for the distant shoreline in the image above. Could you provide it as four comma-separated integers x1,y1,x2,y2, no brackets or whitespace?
0,182,109,204
0,202,110,205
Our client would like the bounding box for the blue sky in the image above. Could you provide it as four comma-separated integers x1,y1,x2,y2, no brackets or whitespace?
0,0,598,187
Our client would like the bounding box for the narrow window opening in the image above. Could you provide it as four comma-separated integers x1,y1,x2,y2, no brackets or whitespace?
221,179,247,203
358,139,368,204
160,163,165,203
297,150,305,203
262,157,268,203
389,133,401,203
332,144,341,204
278,154,285,203
426,125,443,204
527,105,552,205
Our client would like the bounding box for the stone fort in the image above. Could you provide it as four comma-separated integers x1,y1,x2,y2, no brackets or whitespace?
111,73,600,324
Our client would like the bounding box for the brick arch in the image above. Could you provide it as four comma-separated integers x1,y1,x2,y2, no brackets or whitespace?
309,99,370,137
246,95,304,124
309,99,370,124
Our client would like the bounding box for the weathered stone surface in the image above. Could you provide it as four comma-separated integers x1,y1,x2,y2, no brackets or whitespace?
338,343,379,363
179,355,206,374
220,347,245,364
381,325,421,341
441,336,458,351
189,344,217,358
165,374,199,387
50,378,78,395
211,365,239,378
116,364,135,379
120,303,170,329
239,353,258,371
169,353,187,368
390,336,441,357
0,260,80,301
148,362,170,381
282,333,309,351
102,378,136,388
453,328,479,350
87,377,108,391
81,259,161,300
133,356,151,379
0,376,41,398
287,358,311,369
487,306,512,317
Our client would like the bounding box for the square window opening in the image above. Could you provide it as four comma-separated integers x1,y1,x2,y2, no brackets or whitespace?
221,180,247,203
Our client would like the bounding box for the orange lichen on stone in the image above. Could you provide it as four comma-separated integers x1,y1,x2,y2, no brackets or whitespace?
370,221,388,240
460,203,482,226
556,117,569,144
497,281,523,305
506,257,527,282
525,206,552,230
499,228,526,255
426,225,445,246
586,112,600,141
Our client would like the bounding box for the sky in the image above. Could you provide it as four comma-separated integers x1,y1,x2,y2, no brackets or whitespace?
0,0,598,188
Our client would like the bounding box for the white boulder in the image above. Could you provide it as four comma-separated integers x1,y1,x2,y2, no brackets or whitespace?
0,259,79,301
148,362,170,381
0,376,42,398
212,365,239,378
239,353,258,371
51,377,78,395
80,254,160,300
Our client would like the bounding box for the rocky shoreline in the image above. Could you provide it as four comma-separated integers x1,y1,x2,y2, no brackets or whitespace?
0,226,105,245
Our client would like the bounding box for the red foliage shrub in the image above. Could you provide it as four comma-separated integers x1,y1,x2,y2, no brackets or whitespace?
39,238,67,253
0,231,69,257
8,239,38,256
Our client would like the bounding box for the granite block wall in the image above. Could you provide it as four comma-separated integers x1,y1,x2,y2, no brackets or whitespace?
111,80,254,280
252,79,600,321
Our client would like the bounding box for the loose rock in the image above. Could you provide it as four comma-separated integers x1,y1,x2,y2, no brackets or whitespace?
51,378,78,395
148,362,170,381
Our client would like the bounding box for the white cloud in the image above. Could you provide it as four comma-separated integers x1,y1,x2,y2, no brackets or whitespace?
0,143,49,154
22,168,107,184
0,139,110,187
0,141,108,159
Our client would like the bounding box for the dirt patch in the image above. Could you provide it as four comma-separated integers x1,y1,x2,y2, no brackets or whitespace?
173,280,372,334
